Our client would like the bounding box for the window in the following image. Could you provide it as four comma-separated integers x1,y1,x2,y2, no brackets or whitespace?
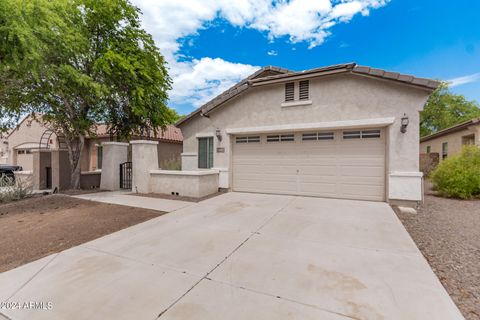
267,134,295,142
299,80,309,100
361,129,381,138
343,131,361,139
442,142,448,160
462,134,475,145
97,146,103,169
285,82,294,102
426,146,431,153
17,150,25,155
302,132,334,141
198,137,214,169
236,136,260,143
343,130,381,139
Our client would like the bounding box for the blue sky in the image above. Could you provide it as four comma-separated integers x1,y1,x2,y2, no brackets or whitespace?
132,0,480,115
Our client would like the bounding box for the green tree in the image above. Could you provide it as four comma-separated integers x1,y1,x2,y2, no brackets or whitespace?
0,0,173,188
420,83,480,137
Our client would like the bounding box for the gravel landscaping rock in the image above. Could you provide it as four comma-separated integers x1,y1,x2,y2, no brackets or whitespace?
395,195,480,320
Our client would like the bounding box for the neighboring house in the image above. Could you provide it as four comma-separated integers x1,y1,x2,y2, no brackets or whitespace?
5,114,183,190
177,63,439,203
81,124,183,172
420,118,480,161
0,131,9,164
6,115,58,171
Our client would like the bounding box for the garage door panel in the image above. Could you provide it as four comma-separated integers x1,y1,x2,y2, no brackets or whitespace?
233,129,385,201
340,166,384,177
338,158,384,167
338,175,384,184
235,181,298,193
299,184,338,196
340,184,385,200
299,165,337,176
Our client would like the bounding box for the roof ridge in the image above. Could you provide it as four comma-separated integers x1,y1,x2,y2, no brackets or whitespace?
420,117,480,142
176,63,441,127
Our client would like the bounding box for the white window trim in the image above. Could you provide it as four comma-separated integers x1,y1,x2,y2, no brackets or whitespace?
281,100,312,108
236,136,260,143
195,133,214,138
225,117,395,135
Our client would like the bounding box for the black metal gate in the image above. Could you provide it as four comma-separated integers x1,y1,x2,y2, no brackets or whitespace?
120,162,132,189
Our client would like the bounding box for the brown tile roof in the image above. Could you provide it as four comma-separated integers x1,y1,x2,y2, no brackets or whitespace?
352,66,439,90
93,124,183,143
176,63,441,127
420,118,480,143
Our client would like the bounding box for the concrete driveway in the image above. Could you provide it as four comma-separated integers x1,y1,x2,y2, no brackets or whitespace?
0,192,463,320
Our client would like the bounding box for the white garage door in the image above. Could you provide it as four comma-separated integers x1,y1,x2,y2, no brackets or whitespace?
16,150,33,171
232,129,386,201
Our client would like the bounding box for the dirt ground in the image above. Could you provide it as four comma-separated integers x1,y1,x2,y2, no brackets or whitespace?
395,195,480,320
0,195,163,273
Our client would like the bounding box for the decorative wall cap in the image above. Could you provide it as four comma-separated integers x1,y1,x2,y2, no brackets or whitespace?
150,169,219,176
102,142,129,146
280,100,312,108
389,171,423,177
130,140,159,145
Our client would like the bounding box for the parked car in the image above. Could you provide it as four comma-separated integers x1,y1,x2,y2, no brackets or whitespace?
0,165,23,184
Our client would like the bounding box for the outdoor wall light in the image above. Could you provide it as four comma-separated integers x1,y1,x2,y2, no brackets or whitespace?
215,129,222,141
401,114,409,133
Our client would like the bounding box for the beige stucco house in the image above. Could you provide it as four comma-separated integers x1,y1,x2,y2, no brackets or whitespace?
177,63,440,203
6,115,182,172
5,114,183,190
420,118,480,161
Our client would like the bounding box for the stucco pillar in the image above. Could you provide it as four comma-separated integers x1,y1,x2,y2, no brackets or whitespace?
181,152,198,170
131,140,159,193
100,142,129,191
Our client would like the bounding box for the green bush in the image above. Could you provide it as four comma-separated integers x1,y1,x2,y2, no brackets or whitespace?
431,145,480,199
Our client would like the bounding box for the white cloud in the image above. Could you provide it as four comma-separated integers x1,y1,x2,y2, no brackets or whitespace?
171,58,259,107
131,0,390,110
267,50,278,56
448,72,480,87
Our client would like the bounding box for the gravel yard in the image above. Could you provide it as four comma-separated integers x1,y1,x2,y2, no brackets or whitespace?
0,195,163,273
395,195,480,320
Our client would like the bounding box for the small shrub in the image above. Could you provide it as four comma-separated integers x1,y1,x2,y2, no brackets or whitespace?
160,158,181,171
431,145,480,199
0,174,33,203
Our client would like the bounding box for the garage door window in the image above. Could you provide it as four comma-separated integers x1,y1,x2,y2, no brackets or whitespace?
343,131,361,139
236,136,260,143
267,134,295,142
343,130,381,139
302,132,334,141
198,137,214,169
361,130,381,138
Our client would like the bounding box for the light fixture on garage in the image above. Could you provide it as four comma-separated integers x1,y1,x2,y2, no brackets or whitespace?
215,129,222,141
401,114,409,133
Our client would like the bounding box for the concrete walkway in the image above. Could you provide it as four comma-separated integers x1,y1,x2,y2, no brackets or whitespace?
0,193,464,320
73,191,193,212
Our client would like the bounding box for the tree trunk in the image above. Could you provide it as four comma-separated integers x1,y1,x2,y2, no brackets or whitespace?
65,134,85,190
70,157,82,190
